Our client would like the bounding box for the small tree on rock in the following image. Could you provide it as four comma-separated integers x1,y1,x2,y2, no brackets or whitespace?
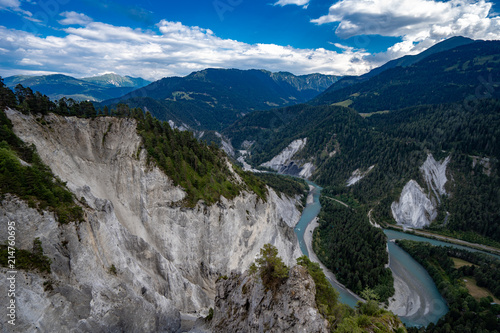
249,243,289,289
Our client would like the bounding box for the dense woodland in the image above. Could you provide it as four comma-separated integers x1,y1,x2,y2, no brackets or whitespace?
226,103,426,206
313,197,394,302
313,41,500,113
397,240,500,333
370,100,500,243
226,96,500,245
254,172,308,206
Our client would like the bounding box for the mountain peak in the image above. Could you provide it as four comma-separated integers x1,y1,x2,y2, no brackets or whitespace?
81,73,151,88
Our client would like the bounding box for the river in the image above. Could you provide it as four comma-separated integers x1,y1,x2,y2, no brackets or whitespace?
294,180,322,257
293,181,485,327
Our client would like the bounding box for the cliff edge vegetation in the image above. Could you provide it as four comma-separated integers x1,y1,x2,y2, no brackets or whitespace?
208,244,406,333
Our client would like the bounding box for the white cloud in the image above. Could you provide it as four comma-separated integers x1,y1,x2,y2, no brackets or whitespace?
18,58,42,66
332,42,353,51
313,0,500,58
274,0,310,8
58,11,93,26
0,20,375,81
0,0,32,17
0,0,21,9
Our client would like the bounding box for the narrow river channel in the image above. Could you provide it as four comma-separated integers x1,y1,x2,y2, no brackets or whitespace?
293,181,451,327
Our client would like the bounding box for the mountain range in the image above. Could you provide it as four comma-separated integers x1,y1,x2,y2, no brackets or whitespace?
312,39,500,113
324,36,475,93
3,73,151,102
100,69,339,130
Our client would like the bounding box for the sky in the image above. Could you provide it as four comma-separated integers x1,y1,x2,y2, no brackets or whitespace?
0,0,500,81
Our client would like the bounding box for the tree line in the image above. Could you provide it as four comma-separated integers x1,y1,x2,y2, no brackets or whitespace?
397,240,500,333
313,197,394,302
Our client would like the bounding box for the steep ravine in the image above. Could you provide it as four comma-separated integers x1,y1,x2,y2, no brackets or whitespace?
1,110,302,332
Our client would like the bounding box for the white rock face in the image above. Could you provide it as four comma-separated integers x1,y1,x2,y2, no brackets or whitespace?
420,154,450,202
262,138,306,169
3,110,302,331
269,190,302,228
1,194,181,333
215,132,235,157
391,154,451,229
261,138,314,178
241,140,254,149
346,165,375,187
391,180,437,229
299,162,314,179
237,151,261,173
168,119,189,131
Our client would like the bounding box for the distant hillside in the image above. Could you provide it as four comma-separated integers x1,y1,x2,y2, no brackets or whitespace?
313,39,499,112
327,36,474,92
100,68,339,130
227,98,500,246
3,73,150,102
81,73,150,88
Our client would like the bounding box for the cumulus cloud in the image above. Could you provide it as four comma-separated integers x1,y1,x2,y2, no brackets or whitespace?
313,0,500,58
0,0,32,17
274,0,310,8
58,11,93,26
0,20,375,80
0,0,21,10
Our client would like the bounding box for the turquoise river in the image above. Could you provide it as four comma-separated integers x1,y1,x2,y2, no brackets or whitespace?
293,181,499,327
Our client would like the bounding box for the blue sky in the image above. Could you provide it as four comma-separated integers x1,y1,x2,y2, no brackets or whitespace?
1,0,500,80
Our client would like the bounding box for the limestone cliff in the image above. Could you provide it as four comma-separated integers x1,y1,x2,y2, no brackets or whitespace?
346,165,375,187
260,138,314,178
391,180,437,229
208,266,330,333
1,110,302,332
420,154,450,203
391,154,450,228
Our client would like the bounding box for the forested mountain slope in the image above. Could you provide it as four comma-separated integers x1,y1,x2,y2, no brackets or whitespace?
229,98,500,245
313,40,500,114
100,68,338,130
225,38,500,248
324,36,474,93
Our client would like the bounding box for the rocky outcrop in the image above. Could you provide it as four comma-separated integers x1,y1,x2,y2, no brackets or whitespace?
209,266,329,333
392,154,451,228
261,138,314,178
420,154,450,203
391,180,437,229
347,165,375,187
1,194,181,333
2,109,303,331
215,132,235,157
